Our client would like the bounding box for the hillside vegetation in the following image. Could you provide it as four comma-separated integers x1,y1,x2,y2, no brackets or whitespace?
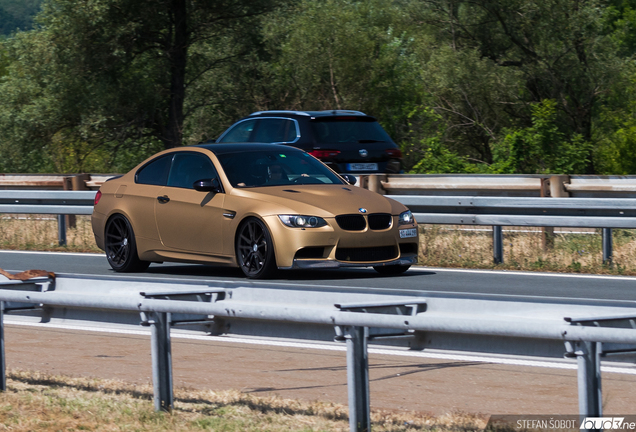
0,0,635,176
0,0,41,35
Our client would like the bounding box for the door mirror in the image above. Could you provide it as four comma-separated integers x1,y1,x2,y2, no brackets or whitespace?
193,178,222,193
342,174,357,185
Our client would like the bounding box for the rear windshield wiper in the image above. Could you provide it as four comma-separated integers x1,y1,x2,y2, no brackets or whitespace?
358,139,386,143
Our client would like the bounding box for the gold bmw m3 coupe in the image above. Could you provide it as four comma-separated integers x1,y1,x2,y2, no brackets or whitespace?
91,143,419,278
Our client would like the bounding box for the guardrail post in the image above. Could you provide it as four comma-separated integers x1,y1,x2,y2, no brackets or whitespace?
540,178,555,251
345,326,370,432
0,301,5,392
368,175,385,195
67,174,90,229
567,341,602,420
602,228,613,266
493,226,503,264
57,215,67,246
150,312,173,412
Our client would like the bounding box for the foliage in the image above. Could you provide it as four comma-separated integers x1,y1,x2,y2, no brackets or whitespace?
0,0,284,173
489,100,592,174
183,0,423,146
0,0,636,174
0,0,41,35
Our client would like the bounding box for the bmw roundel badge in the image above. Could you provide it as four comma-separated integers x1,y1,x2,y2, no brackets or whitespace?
359,208,367,213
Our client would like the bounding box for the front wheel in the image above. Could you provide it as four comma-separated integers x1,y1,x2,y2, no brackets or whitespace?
373,264,411,275
104,214,150,272
235,217,277,279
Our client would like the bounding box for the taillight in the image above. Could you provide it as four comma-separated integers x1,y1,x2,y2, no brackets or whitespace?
385,148,402,158
310,149,341,158
94,190,102,206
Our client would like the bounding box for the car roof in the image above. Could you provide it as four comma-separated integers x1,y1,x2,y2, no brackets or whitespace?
248,110,373,119
195,142,303,155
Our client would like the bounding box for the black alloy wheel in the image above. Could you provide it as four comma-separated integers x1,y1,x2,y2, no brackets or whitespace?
373,264,411,275
235,217,277,279
104,214,150,272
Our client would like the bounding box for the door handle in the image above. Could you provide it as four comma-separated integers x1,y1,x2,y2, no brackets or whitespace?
157,195,170,204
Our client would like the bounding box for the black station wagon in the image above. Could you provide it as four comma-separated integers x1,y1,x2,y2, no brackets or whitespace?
215,110,403,174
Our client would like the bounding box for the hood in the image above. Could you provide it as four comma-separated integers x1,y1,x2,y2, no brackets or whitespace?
231,185,407,218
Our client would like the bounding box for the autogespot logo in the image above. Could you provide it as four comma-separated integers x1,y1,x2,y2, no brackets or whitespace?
581,418,636,430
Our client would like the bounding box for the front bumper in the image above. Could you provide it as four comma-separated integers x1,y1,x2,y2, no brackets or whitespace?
264,214,419,269
285,255,417,270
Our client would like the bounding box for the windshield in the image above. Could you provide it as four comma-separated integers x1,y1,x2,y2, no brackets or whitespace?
310,118,393,144
217,150,345,188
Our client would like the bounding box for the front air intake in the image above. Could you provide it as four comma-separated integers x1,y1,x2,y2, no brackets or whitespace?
336,246,398,262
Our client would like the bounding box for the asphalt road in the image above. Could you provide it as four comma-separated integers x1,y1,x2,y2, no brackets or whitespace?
1,249,636,302
2,249,636,416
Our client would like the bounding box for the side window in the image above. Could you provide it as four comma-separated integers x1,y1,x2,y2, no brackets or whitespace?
136,155,171,186
167,152,218,189
285,119,298,142
252,119,297,143
218,119,256,143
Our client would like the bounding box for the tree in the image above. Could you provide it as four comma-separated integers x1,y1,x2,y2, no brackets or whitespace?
0,0,42,35
0,0,284,172
184,0,424,146
489,100,592,174
408,0,623,173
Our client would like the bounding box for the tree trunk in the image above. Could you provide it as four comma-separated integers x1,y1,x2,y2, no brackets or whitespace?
163,0,188,149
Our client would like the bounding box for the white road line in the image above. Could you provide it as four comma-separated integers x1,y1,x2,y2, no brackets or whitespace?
412,266,636,282
3,250,636,282
0,250,104,257
5,319,635,375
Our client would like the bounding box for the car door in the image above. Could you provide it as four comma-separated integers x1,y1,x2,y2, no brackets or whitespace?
128,154,172,243
155,151,226,255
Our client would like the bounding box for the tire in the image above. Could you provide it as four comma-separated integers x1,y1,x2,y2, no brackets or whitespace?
235,217,277,279
104,214,150,272
373,264,411,275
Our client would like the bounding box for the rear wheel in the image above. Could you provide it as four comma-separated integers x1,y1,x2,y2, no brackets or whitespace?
104,214,150,272
373,264,411,275
235,217,277,279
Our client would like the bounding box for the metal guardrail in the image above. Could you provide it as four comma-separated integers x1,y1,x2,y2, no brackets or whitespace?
0,190,96,246
0,190,95,215
5,173,636,197
0,174,111,191
1,275,635,431
0,189,632,264
397,195,636,264
361,174,636,198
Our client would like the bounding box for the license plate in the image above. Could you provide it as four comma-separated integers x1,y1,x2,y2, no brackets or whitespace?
347,163,378,171
399,228,418,238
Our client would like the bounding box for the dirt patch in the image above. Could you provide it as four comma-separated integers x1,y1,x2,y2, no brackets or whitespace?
4,325,636,416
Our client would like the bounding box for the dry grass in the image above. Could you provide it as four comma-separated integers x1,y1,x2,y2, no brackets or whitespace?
0,215,101,253
2,215,636,275
0,370,488,432
419,225,636,275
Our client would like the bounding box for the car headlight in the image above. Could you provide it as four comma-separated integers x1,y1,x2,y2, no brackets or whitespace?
398,210,414,225
279,215,328,228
